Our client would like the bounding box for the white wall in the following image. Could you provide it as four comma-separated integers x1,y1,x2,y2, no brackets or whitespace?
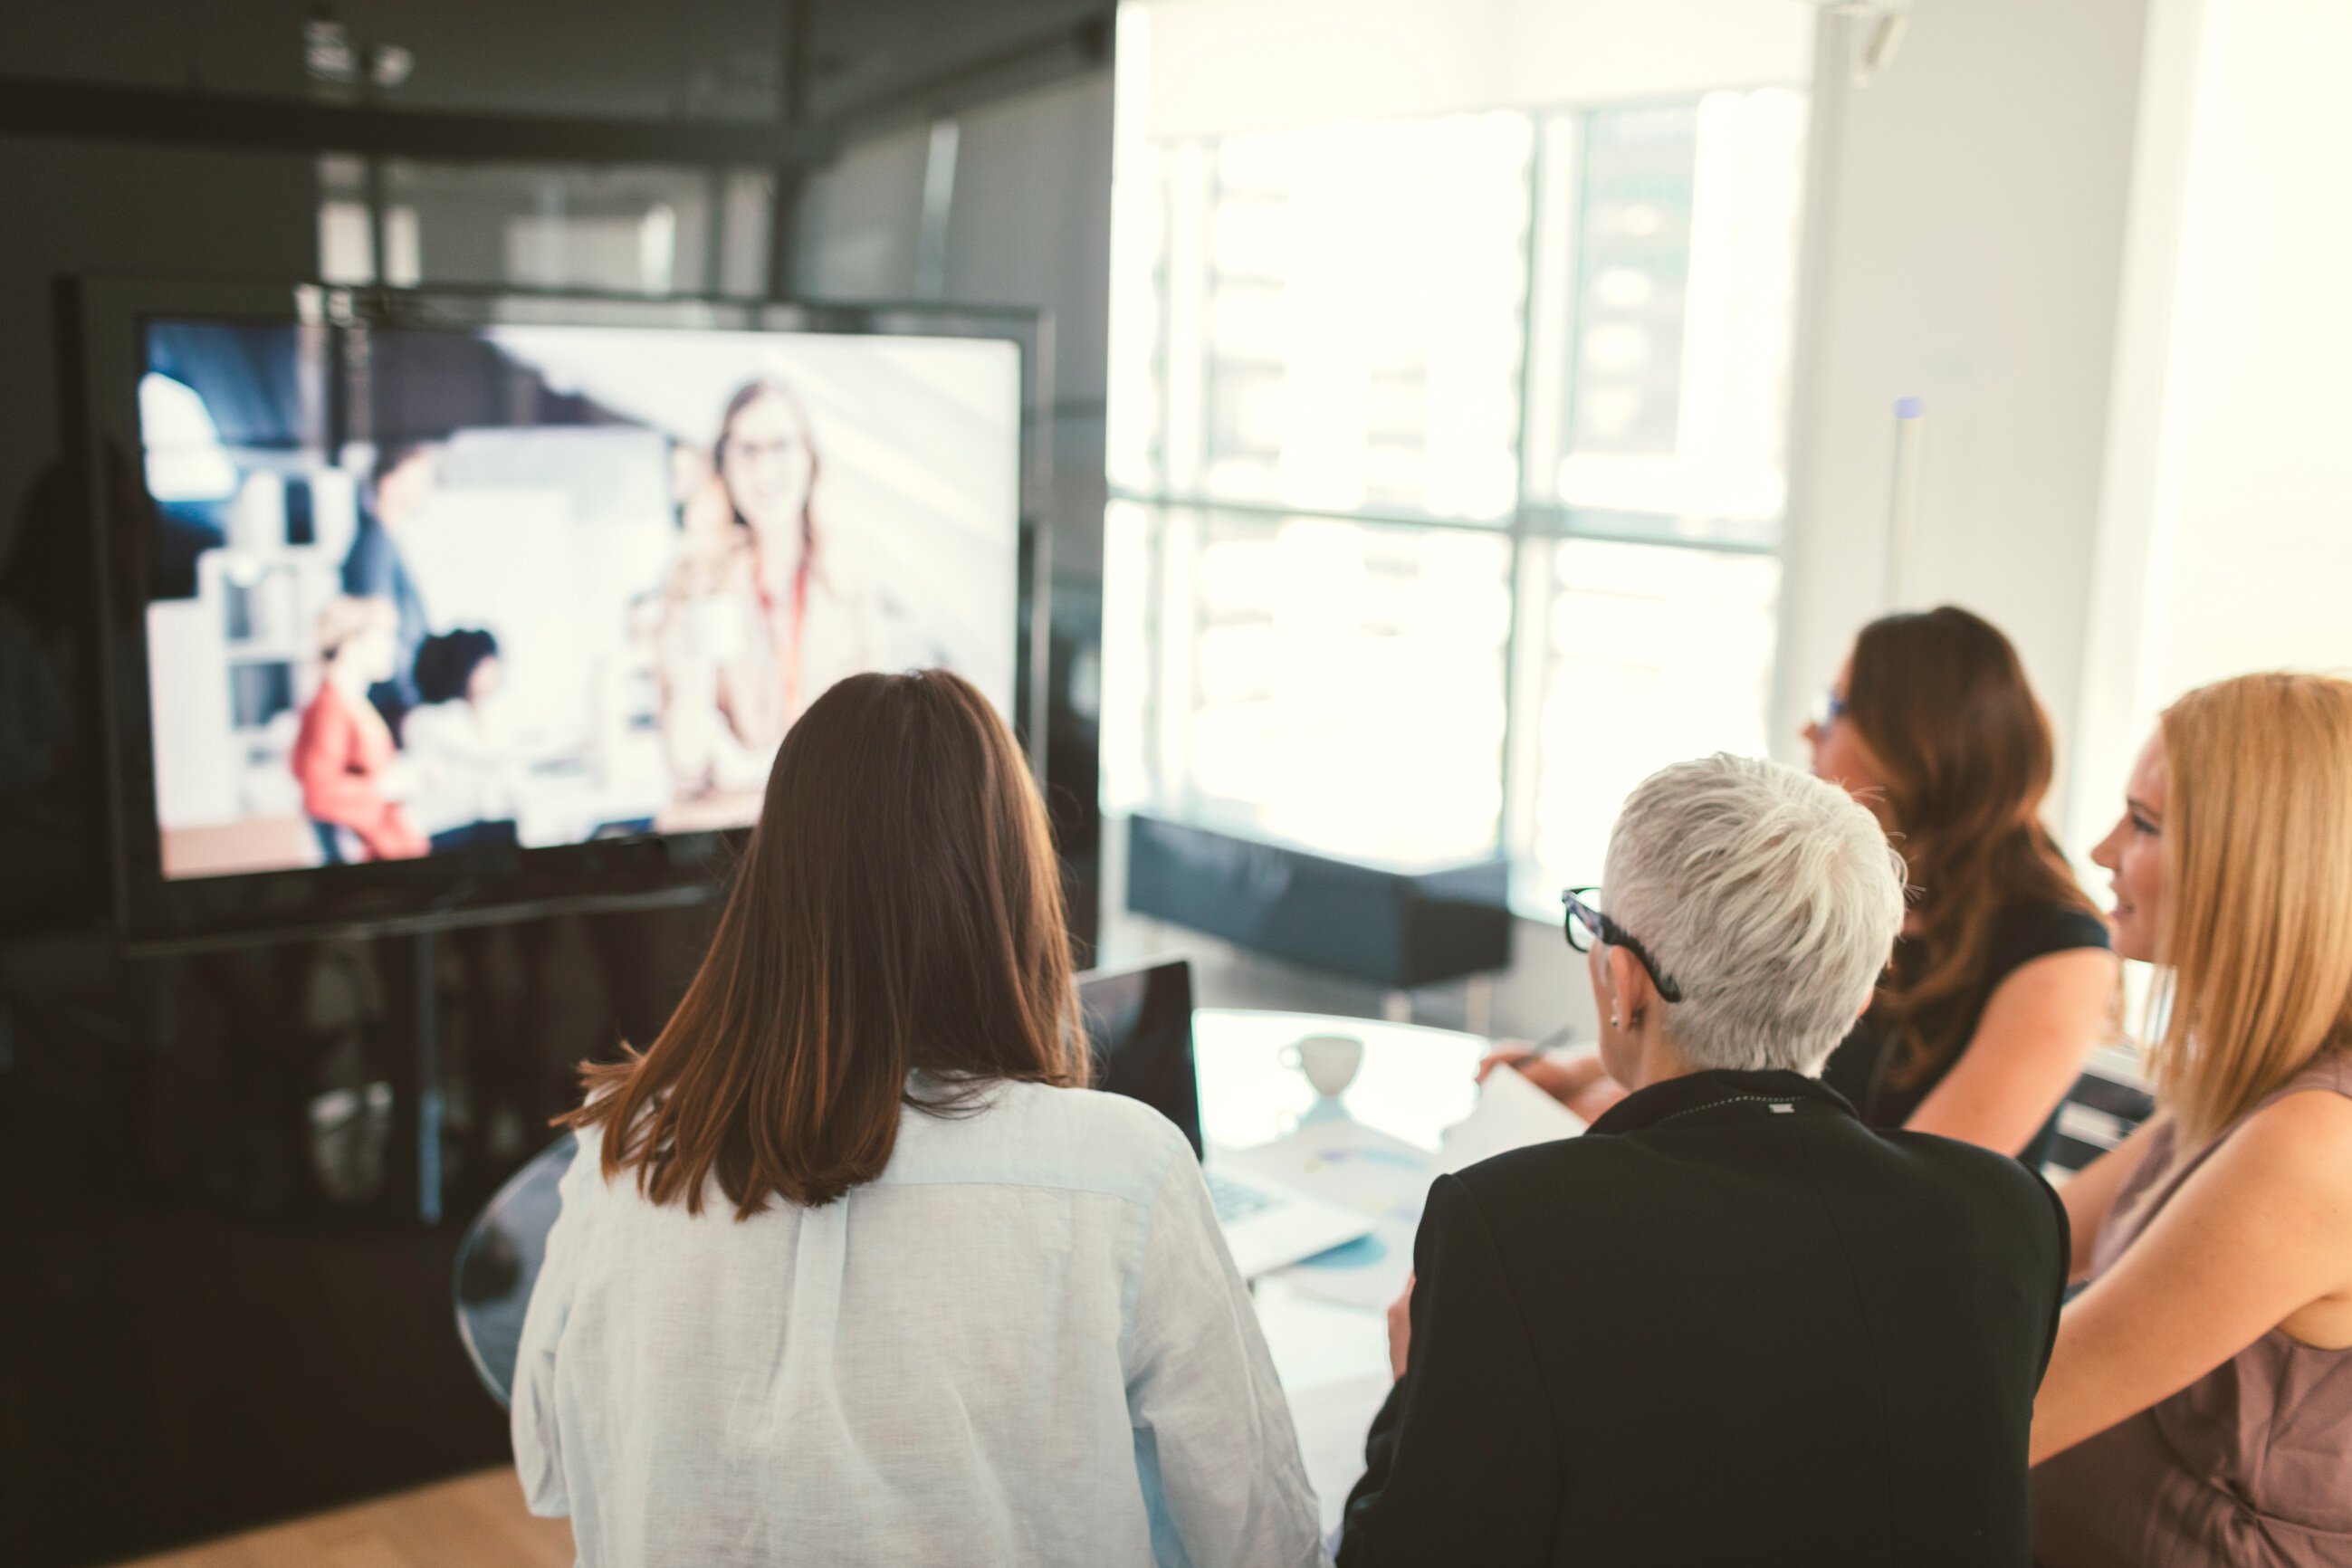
1141,0,1812,137
2146,1,2352,683
2097,0,2352,820
1776,0,2154,833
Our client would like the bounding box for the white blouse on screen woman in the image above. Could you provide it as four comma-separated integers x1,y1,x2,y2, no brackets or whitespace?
512,1077,1328,1568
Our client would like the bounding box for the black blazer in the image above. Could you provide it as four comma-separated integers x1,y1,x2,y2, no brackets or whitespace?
1339,1068,2069,1568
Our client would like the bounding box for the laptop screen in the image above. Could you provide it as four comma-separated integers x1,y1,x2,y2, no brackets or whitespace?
1078,961,1203,1158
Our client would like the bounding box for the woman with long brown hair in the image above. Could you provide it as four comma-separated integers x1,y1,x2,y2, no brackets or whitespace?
1802,606,2118,1161
1497,607,2116,1163
2032,673,2352,1564
512,670,1323,1568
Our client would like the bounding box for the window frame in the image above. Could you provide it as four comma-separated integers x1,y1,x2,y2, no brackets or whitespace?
1109,95,1806,914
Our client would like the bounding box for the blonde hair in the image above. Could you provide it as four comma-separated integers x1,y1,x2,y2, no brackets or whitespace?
315,595,395,664
2151,673,2352,1149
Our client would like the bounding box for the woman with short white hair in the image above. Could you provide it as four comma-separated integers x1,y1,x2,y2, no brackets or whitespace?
1338,753,2072,1568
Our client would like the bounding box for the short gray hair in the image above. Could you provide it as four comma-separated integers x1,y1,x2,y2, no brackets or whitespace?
1601,753,1906,1075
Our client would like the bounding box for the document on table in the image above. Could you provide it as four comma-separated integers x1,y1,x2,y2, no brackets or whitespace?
1435,1063,1586,1175
1221,1119,1437,1311
1219,1117,1436,1215
1231,1069,1586,1312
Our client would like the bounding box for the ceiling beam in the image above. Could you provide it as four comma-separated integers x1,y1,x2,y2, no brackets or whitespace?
0,74,836,167
819,14,1112,144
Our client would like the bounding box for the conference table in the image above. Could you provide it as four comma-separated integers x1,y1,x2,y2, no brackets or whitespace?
454,1008,1496,1530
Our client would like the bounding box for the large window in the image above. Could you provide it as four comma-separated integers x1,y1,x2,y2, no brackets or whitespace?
1104,89,1807,897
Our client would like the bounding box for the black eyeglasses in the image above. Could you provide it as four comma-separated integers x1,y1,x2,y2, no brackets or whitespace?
1560,886,1685,1003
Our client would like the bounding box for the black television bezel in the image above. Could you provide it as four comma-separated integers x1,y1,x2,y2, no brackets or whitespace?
76,277,1051,949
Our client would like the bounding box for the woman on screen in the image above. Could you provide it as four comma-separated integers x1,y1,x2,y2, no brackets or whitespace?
655,379,875,800
341,440,441,732
514,670,1323,1567
291,596,425,864
403,627,522,854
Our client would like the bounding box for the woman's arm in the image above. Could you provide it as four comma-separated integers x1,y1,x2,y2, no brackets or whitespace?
2051,1115,2166,1279
1125,1150,1326,1568
1904,948,2118,1154
2030,1089,2352,1464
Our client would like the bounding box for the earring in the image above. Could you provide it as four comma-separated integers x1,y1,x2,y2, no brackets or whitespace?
1609,1015,1622,1029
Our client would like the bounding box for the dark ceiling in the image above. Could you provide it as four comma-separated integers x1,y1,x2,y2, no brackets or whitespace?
0,0,1113,134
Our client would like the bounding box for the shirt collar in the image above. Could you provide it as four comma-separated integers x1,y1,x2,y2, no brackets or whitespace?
1586,1067,1859,1137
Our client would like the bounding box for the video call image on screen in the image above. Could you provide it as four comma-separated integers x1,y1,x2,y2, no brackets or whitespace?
136,318,1022,880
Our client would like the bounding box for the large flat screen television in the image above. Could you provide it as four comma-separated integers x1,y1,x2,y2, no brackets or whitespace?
76,281,1045,944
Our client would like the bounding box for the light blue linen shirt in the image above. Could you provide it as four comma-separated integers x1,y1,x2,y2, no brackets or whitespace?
512,1079,1328,1568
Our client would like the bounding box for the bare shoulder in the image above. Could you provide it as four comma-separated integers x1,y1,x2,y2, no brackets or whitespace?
2234,1085,2352,1177
2022,945,2118,975
2164,1085,2352,1259
1991,944,2118,995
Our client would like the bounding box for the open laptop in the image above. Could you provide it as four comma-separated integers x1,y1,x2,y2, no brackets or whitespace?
1079,959,1374,1278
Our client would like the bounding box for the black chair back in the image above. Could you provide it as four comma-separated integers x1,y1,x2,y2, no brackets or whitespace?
2045,1054,2156,1176
453,1132,576,1408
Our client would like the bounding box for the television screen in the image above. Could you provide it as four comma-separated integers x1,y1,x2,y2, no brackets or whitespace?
129,314,1023,883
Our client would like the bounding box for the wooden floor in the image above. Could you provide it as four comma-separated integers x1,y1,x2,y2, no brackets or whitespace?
115,1468,573,1568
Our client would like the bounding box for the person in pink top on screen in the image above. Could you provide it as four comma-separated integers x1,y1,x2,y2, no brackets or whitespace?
291,595,426,864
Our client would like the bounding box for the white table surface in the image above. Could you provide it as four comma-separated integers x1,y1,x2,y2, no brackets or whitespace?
1190,1008,1495,1530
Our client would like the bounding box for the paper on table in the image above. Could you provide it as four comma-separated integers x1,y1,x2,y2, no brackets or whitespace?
1278,1215,1418,1310
1434,1064,1585,1176
1217,1117,1436,1218
1222,1118,1436,1313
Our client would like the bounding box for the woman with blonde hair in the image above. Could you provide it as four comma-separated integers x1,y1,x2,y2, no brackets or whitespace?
2032,673,2352,1565
656,379,875,798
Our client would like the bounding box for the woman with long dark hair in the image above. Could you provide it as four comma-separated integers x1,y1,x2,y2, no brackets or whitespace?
512,670,1322,1568
1802,607,2116,1162
1499,607,2114,1164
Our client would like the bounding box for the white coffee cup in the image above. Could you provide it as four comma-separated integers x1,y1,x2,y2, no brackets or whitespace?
1282,1033,1365,1098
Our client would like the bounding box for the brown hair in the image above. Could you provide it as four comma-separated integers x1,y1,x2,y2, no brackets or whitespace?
2152,674,2352,1149
568,668,1085,1215
1843,606,2101,1085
